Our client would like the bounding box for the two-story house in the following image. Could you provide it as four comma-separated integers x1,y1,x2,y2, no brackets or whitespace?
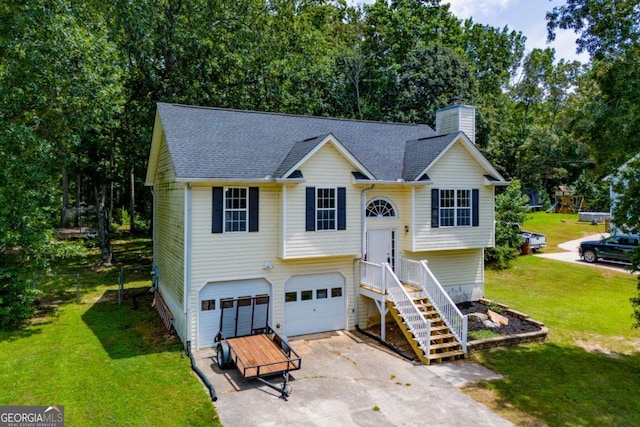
145,102,508,362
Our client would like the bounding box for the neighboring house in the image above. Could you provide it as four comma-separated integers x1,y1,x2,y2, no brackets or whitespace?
607,153,640,233
145,102,508,355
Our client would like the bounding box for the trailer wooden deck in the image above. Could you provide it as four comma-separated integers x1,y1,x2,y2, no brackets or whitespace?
227,334,301,379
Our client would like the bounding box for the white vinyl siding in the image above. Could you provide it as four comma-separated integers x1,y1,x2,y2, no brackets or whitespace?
435,104,475,143
414,141,495,251
187,184,357,344
403,249,484,302
153,135,185,311
283,143,360,258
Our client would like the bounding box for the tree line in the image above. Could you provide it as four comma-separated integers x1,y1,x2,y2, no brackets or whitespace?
1,0,638,327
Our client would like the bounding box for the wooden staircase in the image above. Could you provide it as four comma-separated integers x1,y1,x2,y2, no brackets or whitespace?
387,290,465,365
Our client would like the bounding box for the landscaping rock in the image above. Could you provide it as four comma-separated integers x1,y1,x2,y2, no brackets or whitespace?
468,312,489,322
483,320,498,328
488,310,509,326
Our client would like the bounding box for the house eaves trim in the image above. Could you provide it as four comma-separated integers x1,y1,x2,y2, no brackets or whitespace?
174,177,305,184
144,111,166,186
352,178,432,186
279,133,376,180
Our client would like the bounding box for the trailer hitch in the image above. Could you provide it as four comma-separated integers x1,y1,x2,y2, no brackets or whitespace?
256,371,292,400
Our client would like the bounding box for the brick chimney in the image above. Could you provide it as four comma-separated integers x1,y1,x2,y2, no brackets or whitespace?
435,103,476,144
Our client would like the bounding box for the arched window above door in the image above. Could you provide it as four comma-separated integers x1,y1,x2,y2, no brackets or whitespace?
366,198,396,218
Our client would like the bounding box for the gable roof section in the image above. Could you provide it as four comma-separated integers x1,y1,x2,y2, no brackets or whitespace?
406,132,507,184
146,103,506,185
403,134,458,181
273,134,374,180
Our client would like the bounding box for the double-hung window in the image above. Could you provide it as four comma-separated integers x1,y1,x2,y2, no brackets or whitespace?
225,187,247,232
431,188,479,228
306,186,346,231
316,188,336,230
212,187,259,233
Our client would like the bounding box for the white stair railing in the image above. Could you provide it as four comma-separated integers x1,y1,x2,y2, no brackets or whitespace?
382,263,431,357
359,261,385,294
399,259,468,352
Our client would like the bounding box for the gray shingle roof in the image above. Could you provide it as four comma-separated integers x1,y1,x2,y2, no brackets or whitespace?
402,133,459,181
156,103,460,182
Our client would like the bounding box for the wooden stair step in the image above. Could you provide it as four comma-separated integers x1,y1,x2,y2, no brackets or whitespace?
429,342,461,351
414,302,434,309
427,349,465,360
430,333,455,342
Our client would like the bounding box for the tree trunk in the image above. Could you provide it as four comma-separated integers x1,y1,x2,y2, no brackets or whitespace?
60,168,70,227
130,166,135,232
75,174,81,227
95,183,112,266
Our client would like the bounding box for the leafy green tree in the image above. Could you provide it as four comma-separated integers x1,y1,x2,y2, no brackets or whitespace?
391,43,478,124
0,0,124,326
609,158,640,326
485,180,531,269
547,0,640,174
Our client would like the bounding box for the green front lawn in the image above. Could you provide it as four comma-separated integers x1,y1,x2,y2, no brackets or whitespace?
472,218,640,426
522,211,609,252
0,236,219,426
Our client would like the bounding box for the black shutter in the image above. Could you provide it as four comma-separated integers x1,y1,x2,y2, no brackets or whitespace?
249,187,259,232
472,189,479,227
212,187,223,233
337,187,346,230
431,188,439,228
306,187,315,231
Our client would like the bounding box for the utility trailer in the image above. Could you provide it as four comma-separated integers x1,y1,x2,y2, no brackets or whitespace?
214,295,301,399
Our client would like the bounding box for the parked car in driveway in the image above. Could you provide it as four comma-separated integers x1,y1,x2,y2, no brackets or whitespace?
579,234,639,264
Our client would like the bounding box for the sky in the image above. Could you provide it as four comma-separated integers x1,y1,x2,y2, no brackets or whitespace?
349,0,589,63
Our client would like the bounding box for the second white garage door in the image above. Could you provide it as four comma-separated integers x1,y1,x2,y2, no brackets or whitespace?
284,273,345,337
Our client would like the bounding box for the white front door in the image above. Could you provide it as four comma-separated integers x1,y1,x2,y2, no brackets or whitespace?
367,228,396,270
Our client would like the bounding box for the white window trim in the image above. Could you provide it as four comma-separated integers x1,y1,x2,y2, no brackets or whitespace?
224,186,249,233
315,187,337,231
439,188,472,228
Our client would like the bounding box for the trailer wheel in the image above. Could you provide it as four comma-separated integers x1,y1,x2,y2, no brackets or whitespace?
216,342,232,369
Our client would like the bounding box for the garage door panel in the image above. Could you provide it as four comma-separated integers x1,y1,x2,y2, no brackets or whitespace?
284,273,345,337
198,279,270,349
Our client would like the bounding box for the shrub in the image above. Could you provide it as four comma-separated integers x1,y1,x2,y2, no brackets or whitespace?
0,269,39,329
485,180,530,269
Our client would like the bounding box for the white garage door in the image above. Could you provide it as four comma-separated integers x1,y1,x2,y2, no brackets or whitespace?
198,279,270,349
284,273,345,337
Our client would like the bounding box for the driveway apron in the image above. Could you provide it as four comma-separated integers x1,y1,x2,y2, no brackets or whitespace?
196,331,511,426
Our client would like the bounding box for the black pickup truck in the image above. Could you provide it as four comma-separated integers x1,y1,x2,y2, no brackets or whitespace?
579,234,639,264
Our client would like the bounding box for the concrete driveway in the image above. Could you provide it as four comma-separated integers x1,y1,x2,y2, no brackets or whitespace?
534,233,637,274
196,331,511,426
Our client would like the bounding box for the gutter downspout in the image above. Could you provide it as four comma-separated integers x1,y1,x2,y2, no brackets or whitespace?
186,341,217,401
184,183,193,346
354,185,375,326
150,187,158,289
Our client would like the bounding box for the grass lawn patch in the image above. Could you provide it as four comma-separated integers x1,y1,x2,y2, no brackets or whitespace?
522,212,609,252
470,251,640,426
0,235,219,426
